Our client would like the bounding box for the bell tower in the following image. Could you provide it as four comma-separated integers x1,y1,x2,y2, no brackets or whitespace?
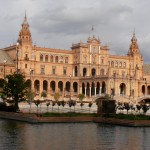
128,32,140,56
18,13,32,45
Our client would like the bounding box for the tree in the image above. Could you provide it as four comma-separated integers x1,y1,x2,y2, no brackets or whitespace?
41,90,47,99
1,73,29,112
54,92,60,101
78,93,85,102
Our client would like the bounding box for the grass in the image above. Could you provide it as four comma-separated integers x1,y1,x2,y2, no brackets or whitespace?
102,113,150,120
41,112,97,117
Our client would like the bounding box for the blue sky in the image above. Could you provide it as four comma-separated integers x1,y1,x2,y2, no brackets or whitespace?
0,0,150,63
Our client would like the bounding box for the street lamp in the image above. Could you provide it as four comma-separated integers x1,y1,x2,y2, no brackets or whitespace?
130,76,132,97
29,68,33,112
16,42,19,73
113,73,116,96
69,74,72,101
3,58,7,79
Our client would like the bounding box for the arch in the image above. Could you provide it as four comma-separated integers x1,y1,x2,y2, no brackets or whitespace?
45,55,48,62
40,54,43,61
82,82,85,95
91,82,95,96
75,66,78,77
142,85,145,95
147,86,150,95
91,68,96,76
0,78,5,89
96,82,100,95
65,81,70,92
101,81,106,94
26,79,31,89
73,82,78,93
86,82,90,97
50,81,55,92
43,80,48,92
120,83,126,95
34,80,40,95
58,81,63,92
83,68,87,77
100,69,104,75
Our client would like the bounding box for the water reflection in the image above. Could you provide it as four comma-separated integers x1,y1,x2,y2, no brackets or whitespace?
0,119,150,150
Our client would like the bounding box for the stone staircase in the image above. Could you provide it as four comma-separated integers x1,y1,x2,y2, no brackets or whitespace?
114,95,136,104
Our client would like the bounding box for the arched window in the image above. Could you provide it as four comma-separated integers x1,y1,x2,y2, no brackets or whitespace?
45,55,48,62
65,57,68,63
40,54,43,61
115,61,118,67
50,55,53,62
119,62,122,68
55,56,58,63
91,68,96,76
111,61,114,67
123,62,126,68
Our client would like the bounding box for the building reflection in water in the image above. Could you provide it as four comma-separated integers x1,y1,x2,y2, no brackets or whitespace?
0,120,150,150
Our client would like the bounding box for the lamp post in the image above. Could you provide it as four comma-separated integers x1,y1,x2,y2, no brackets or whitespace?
3,58,7,79
29,68,32,112
16,42,19,73
69,74,72,101
113,73,116,96
130,76,132,97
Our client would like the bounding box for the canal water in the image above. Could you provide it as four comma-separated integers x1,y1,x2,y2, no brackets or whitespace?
0,119,150,150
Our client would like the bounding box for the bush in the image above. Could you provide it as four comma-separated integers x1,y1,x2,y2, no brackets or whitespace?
0,102,16,112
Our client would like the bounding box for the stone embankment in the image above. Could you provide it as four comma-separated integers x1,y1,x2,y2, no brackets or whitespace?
1,111,150,127
0,111,94,123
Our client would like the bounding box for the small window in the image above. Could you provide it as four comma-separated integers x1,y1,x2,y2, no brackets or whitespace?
25,64,27,68
63,67,67,75
41,68,45,74
52,67,56,74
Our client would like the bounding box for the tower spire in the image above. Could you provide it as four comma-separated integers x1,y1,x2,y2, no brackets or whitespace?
128,31,140,56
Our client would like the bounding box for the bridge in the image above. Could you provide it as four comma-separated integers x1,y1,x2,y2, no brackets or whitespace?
91,94,150,104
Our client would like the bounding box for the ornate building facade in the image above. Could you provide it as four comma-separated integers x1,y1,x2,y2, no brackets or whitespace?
0,15,150,103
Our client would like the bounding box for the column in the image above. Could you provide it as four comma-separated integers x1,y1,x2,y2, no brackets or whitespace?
85,87,87,96
100,87,102,95
95,87,96,96
40,80,43,95
89,87,91,97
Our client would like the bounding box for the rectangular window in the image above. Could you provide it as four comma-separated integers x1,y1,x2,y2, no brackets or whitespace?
41,68,45,74
52,66,56,74
63,67,67,75
25,64,27,68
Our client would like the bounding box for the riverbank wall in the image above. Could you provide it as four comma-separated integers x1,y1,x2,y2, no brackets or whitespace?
1,111,150,127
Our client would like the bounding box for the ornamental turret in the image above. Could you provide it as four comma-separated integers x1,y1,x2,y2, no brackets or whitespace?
18,13,32,45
